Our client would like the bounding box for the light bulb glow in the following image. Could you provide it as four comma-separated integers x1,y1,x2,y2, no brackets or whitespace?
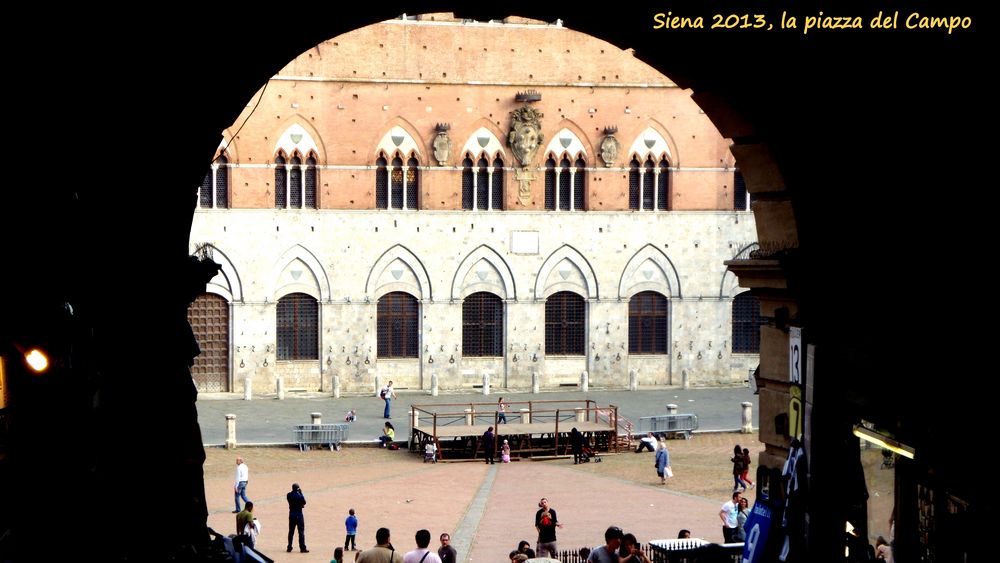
25,349,49,373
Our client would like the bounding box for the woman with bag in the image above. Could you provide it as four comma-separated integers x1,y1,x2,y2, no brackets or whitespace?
655,439,671,484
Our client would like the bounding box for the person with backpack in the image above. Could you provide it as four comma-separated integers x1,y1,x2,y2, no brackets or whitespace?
380,381,397,419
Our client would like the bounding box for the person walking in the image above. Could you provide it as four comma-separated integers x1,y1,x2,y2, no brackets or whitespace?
534,497,562,557
740,447,755,489
345,508,358,550
233,456,251,513
655,439,671,484
286,483,309,553
731,445,747,492
381,380,397,419
497,397,509,424
482,426,496,464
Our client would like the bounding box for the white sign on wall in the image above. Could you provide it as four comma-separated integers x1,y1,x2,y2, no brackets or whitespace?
789,327,803,384
511,231,539,254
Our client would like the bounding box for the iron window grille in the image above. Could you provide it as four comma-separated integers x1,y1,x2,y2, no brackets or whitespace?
732,291,762,353
628,291,668,354
462,292,504,357
276,292,318,360
377,292,419,358
545,291,585,355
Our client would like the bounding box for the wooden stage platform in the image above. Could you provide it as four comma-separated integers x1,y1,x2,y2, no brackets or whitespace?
406,399,632,460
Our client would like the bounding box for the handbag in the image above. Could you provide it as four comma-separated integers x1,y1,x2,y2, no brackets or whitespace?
665,466,674,478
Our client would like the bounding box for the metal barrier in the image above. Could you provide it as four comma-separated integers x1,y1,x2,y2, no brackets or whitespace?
637,414,699,439
293,423,350,451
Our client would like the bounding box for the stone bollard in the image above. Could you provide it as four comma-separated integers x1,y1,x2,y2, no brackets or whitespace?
532,370,540,394
225,414,237,450
465,408,474,425
431,372,439,396
482,371,491,395
276,376,285,400
333,375,341,399
682,370,690,390
629,369,639,391
520,408,531,424
411,408,419,428
580,370,589,392
575,407,586,423
373,373,382,397
741,401,754,434
243,375,252,401
311,412,322,425
666,403,678,415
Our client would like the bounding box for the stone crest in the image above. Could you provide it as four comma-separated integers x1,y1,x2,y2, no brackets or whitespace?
600,126,620,167
432,123,452,166
508,106,544,167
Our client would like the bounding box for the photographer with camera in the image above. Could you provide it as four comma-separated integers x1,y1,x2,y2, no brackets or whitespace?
286,483,309,553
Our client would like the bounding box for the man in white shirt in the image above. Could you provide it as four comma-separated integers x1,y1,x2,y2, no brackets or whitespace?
233,456,251,513
404,530,443,563
634,432,657,453
719,491,741,542
382,381,397,419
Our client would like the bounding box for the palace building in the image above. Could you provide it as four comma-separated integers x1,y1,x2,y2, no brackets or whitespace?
187,13,758,394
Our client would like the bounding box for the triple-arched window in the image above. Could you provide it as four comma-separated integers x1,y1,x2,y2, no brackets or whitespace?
461,154,504,210
544,155,586,211
274,152,317,209
628,156,670,211
376,151,420,210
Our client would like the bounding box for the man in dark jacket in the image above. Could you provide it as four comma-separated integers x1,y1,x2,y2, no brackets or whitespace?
287,483,309,553
482,426,496,464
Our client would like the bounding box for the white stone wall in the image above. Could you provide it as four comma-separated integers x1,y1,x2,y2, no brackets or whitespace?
192,209,757,392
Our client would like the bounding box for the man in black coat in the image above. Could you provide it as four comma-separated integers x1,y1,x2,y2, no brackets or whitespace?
286,483,309,553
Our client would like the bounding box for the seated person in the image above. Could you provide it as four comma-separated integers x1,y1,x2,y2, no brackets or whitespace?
635,432,658,452
345,409,357,422
424,439,437,462
379,422,395,448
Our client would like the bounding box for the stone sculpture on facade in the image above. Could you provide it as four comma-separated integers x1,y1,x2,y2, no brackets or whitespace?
600,126,620,167
433,123,452,166
509,103,544,206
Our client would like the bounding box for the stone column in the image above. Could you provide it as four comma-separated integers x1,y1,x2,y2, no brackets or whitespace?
628,369,639,391
333,375,341,399
243,375,252,401
465,408,474,425
741,401,754,434
431,372,439,397
575,407,586,423
411,408,419,428
225,414,237,450
482,371,491,395
311,412,322,425
580,371,589,392
374,373,382,397
532,370,540,394
520,408,531,424
276,376,285,400
666,403,678,415
682,370,690,390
